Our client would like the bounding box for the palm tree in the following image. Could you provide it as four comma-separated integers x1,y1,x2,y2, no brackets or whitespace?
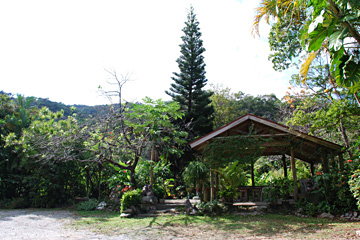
252,0,305,37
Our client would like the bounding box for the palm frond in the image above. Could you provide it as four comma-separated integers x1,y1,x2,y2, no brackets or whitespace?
300,50,319,82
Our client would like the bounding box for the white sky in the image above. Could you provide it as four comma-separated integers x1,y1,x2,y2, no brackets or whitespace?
0,0,296,106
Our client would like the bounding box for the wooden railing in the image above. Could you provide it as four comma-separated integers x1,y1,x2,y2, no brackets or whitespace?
237,186,266,202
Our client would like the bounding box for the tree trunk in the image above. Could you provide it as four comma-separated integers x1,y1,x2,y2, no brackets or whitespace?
338,120,352,159
130,168,137,188
290,148,298,201
339,153,344,170
150,141,155,186
85,167,90,199
354,93,360,107
98,163,103,200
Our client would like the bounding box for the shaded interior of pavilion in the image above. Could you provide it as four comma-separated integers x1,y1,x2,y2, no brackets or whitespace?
190,114,345,203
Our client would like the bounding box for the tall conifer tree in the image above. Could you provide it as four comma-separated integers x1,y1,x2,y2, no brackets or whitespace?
166,6,214,137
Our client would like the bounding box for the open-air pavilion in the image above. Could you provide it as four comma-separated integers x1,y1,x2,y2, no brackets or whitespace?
190,114,345,202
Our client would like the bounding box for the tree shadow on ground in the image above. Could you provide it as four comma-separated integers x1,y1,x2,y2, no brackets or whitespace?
137,213,357,239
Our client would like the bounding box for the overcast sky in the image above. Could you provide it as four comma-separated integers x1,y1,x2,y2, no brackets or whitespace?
0,0,296,106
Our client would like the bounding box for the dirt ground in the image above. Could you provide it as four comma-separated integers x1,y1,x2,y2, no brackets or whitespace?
0,209,130,240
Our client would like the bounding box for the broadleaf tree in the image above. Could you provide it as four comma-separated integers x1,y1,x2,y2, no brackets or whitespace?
253,0,360,105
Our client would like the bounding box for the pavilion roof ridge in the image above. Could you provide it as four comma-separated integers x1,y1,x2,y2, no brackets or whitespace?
190,113,344,152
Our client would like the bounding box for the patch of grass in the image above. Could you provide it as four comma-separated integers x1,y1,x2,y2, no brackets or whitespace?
71,211,360,239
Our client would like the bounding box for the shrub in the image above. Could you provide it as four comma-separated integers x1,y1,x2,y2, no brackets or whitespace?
0,198,30,209
314,168,356,214
295,200,318,216
0,199,12,209
120,188,142,213
263,177,294,202
153,184,166,199
77,199,99,211
195,200,225,216
349,169,360,209
9,197,30,209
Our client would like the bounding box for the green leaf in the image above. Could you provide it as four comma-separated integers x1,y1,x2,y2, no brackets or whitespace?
308,27,328,52
347,0,360,9
328,28,348,51
330,47,345,73
308,9,325,33
341,12,360,22
335,55,360,93
344,61,360,93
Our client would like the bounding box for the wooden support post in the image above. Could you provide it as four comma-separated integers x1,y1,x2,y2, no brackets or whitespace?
339,153,344,170
321,150,329,173
215,171,219,199
210,170,214,203
290,148,298,201
282,155,287,178
310,163,315,177
330,153,335,169
251,161,255,187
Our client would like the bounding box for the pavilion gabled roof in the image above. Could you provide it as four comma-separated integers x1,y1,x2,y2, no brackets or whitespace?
190,114,344,164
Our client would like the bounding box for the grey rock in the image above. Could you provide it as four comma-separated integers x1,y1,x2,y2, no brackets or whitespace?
190,208,198,215
185,199,192,209
123,208,133,214
142,196,158,204
96,201,107,210
120,213,132,218
319,212,335,219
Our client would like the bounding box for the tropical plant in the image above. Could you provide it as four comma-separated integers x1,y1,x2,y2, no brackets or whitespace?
182,160,209,196
263,177,295,202
213,162,248,201
254,0,360,105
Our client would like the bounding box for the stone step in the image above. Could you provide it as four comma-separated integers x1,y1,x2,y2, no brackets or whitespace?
161,199,200,204
156,203,183,210
156,199,200,210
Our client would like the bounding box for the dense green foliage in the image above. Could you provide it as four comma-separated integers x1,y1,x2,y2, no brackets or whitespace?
182,160,208,194
210,85,280,129
166,7,214,137
215,162,248,201
256,0,360,102
77,198,99,211
253,0,360,212
120,188,142,213
1,2,360,214
0,93,187,208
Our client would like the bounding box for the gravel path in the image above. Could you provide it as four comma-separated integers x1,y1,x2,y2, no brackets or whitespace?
0,209,130,240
